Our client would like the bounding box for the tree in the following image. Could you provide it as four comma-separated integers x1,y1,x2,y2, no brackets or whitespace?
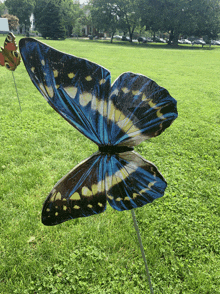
189,0,220,42
140,0,220,46
90,0,119,42
34,0,66,39
5,0,35,32
1,13,19,31
115,0,142,42
0,0,6,16
60,0,82,37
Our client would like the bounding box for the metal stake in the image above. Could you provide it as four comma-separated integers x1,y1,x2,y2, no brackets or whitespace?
131,209,154,294
12,72,22,112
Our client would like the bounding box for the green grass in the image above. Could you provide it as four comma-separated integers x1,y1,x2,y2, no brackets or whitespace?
0,36,220,293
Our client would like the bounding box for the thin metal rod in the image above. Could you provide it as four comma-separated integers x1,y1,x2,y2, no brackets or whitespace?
131,209,154,294
12,72,22,112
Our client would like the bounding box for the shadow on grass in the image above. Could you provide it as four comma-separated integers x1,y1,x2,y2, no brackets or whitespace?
69,38,218,51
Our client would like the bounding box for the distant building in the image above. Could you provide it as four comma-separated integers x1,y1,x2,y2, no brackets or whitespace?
0,18,9,33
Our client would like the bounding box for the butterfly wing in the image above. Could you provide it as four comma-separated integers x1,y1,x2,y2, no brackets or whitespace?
107,72,178,146
0,33,21,71
43,150,166,225
42,152,107,226
19,38,111,145
105,151,167,210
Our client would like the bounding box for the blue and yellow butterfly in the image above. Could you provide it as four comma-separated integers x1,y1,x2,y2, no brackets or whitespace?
19,38,178,226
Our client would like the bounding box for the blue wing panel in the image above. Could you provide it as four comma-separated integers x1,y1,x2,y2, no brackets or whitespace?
105,151,167,210
107,72,178,146
19,38,111,145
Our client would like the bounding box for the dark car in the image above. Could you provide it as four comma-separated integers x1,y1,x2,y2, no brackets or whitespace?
138,36,147,43
122,35,130,41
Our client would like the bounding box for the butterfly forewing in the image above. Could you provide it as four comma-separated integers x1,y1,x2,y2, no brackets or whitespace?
42,153,107,225
105,151,167,211
107,72,178,146
19,38,111,146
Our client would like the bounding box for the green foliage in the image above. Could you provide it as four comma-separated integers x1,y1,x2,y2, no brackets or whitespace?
0,0,6,16
139,0,220,44
0,37,220,293
90,0,142,41
34,0,66,39
90,0,119,42
4,0,35,29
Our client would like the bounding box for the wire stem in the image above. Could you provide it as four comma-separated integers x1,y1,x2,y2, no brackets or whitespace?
131,209,154,294
12,72,22,112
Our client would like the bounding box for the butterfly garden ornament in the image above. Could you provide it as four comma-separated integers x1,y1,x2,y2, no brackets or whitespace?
0,32,21,71
19,38,178,226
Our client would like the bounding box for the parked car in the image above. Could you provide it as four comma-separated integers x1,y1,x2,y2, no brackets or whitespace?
178,39,192,44
192,39,206,46
211,40,220,45
146,37,153,42
138,36,147,43
122,35,130,41
154,37,166,43
113,35,122,40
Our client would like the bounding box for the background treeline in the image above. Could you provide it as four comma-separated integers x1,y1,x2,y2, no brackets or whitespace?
1,0,220,44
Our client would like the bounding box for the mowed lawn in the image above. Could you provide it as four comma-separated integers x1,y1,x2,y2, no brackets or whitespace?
0,36,220,294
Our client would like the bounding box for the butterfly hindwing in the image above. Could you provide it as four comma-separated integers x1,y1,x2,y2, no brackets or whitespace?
0,33,21,71
19,38,111,145
105,151,167,210
42,153,107,226
42,150,167,225
108,72,178,146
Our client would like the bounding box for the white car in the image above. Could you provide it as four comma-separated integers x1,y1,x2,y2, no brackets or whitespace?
192,39,206,45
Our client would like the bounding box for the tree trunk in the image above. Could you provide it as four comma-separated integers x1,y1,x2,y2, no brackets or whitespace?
168,30,174,45
173,29,179,46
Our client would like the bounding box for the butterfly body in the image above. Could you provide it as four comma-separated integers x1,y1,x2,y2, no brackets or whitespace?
19,38,178,226
0,32,21,71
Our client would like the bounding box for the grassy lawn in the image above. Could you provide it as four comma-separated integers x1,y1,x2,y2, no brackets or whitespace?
0,36,220,293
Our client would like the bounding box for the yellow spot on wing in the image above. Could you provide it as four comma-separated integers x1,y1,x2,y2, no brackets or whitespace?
156,109,166,120
99,79,106,85
91,184,98,195
79,92,92,107
31,67,35,73
133,193,139,199
74,205,80,209
45,85,54,98
53,70,58,78
70,192,80,200
116,197,122,201
64,86,77,98
85,75,92,81
98,202,103,207
107,194,113,200
56,192,62,200
114,109,122,121
132,90,141,95
122,87,130,94
148,99,160,109
41,60,45,66
68,72,75,79
46,208,50,212
87,204,93,208
63,205,67,211
55,212,58,216
82,187,92,197
124,197,130,201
